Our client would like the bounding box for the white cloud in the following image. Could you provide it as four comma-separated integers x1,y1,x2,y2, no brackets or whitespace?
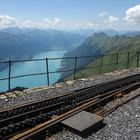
124,4,140,25
0,15,18,28
0,15,101,30
99,12,107,17
21,17,63,29
0,15,63,29
86,22,99,29
104,16,119,26
2,13,139,31
76,22,99,29
43,17,62,28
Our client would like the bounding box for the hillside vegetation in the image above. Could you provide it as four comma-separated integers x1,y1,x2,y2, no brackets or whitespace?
60,33,140,81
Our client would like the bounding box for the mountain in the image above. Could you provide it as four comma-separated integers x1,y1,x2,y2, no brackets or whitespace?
61,31,86,49
70,29,95,37
1,27,26,34
0,28,86,71
60,33,140,81
63,32,112,57
71,29,140,37
1,27,86,50
60,32,132,79
71,29,121,37
0,31,47,71
124,31,140,37
96,29,120,36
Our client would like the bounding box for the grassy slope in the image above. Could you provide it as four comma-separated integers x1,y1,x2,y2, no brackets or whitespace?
63,34,140,81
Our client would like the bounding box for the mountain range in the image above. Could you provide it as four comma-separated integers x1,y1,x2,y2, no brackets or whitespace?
60,32,140,79
0,27,86,71
70,29,140,37
0,27,140,73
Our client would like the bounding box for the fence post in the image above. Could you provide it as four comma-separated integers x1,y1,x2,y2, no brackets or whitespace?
99,55,104,74
137,52,139,68
127,52,130,69
116,53,119,65
73,57,78,80
8,61,11,91
116,53,119,71
46,58,50,86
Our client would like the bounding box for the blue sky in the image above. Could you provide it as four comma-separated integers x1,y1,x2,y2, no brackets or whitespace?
0,0,140,30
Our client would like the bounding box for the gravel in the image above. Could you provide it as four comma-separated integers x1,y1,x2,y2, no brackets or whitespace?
53,94,140,140
0,68,140,109
0,68,140,140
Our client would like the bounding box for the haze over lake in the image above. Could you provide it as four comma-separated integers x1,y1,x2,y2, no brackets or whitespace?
0,51,66,92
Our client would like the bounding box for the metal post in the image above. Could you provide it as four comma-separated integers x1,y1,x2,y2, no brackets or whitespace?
115,53,119,71
73,57,78,80
99,55,104,74
116,53,119,65
8,61,11,91
127,52,130,69
46,58,50,86
137,52,139,68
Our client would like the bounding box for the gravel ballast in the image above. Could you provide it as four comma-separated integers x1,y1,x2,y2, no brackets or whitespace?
0,68,140,109
53,94,140,140
0,68,140,140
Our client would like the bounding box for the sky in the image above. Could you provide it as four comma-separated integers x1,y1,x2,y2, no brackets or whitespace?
0,0,140,31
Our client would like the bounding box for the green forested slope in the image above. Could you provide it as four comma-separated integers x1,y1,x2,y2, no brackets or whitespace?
61,34,140,81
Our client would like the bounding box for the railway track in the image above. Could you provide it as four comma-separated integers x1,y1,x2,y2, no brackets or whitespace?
0,73,140,140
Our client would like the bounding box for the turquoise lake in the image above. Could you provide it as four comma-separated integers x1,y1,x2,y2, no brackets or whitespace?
0,51,66,92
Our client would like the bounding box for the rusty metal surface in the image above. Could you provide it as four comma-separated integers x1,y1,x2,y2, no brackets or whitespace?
61,111,103,132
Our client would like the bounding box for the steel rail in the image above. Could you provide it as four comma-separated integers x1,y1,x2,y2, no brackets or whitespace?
0,91,74,113
10,81,140,140
1,73,140,139
0,72,136,114
0,72,139,121
97,92,140,117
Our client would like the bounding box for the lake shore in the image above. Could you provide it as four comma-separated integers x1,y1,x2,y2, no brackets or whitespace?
0,50,66,92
